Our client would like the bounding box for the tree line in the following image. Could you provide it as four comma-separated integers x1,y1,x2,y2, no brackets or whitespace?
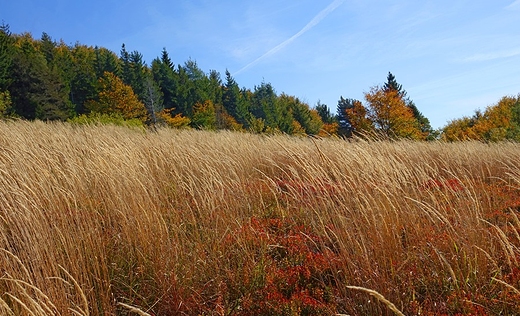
0,25,323,135
1,23,519,141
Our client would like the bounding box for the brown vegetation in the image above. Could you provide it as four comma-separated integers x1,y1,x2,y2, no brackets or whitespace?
0,120,519,315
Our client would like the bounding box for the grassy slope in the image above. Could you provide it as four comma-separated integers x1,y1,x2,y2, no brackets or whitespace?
0,120,519,315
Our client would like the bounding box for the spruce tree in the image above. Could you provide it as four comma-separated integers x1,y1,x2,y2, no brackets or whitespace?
336,96,357,137
9,33,72,120
151,49,178,111
161,47,174,70
315,101,334,124
384,72,403,96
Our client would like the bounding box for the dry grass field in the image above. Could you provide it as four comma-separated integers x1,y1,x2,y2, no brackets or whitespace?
0,120,519,315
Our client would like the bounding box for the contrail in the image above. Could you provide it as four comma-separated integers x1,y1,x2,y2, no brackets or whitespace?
233,0,346,76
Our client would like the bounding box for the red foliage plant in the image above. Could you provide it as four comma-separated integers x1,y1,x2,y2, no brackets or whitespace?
222,216,340,315
420,178,464,192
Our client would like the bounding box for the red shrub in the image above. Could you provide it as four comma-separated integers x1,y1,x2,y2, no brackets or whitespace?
222,216,340,315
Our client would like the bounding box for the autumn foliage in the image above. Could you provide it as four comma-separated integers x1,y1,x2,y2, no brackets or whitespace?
345,99,373,136
85,71,148,123
364,86,424,139
6,26,520,141
442,94,520,141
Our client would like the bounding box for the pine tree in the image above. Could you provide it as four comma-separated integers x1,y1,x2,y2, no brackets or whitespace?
120,44,131,85
161,48,174,70
128,50,147,101
384,72,403,96
94,46,120,79
68,44,98,115
281,94,322,135
252,82,280,130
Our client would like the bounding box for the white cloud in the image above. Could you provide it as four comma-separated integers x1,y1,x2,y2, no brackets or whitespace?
506,0,520,10
462,48,520,62
233,0,346,76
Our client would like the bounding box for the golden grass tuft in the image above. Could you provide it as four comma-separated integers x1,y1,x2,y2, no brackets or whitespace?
0,120,519,315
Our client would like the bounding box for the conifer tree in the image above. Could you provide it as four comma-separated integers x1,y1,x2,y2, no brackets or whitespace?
161,47,174,70
223,70,250,127
9,33,72,120
120,44,131,85
0,22,14,115
40,32,55,64
94,46,120,79
151,48,178,111
128,50,147,101
336,97,359,137
67,44,98,115
315,101,334,124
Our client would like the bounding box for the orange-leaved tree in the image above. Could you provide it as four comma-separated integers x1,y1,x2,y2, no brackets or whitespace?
364,86,423,139
85,71,148,123
344,99,374,136
441,94,520,141
158,108,191,128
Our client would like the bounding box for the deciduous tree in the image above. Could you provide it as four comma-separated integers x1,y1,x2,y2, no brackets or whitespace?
442,95,520,142
384,72,434,139
345,99,373,136
191,99,216,129
364,86,423,139
85,71,148,122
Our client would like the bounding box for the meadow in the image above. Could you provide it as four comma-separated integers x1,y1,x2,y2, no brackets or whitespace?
0,120,519,315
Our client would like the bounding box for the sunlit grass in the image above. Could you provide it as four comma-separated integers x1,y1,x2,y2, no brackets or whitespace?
0,120,519,315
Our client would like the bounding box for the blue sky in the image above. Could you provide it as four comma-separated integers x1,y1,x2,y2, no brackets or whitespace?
2,0,520,128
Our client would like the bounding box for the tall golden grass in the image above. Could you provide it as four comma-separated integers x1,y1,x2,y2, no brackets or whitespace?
0,120,519,315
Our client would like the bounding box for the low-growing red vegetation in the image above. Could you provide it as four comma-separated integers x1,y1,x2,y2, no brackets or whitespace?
420,178,464,192
222,217,340,315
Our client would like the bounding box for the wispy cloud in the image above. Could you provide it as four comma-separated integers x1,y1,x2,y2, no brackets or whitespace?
462,48,520,62
233,0,347,76
506,0,520,10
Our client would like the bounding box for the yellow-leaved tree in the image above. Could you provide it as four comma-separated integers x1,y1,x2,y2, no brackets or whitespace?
471,96,517,141
364,86,423,139
85,71,148,123
441,117,480,141
441,95,520,141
